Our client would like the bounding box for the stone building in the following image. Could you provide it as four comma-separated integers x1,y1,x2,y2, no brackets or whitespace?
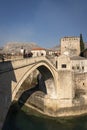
54,36,87,107
61,36,80,56
57,53,87,106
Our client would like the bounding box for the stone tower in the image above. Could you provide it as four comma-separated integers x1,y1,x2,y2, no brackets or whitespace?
61,36,80,56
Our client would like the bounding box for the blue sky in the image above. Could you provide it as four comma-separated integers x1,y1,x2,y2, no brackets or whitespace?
0,0,87,48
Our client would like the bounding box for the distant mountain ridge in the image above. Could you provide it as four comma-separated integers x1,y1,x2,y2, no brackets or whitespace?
50,45,60,51
2,42,41,53
1,42,86,54
85,43,87,48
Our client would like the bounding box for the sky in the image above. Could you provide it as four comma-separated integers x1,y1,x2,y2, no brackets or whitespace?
0,0,87,48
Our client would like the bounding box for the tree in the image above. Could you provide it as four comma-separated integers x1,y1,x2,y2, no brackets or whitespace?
80,34,85,52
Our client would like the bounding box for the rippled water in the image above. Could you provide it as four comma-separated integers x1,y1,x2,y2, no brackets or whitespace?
2,105,87,130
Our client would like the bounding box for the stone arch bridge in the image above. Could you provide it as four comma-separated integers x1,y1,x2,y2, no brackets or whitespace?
0,56,73,129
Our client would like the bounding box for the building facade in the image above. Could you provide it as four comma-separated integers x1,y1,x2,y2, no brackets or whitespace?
61,37,80,56
31,48,46,57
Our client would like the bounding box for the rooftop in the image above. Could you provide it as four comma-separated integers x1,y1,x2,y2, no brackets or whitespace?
32,47,46,50
70,56,86,60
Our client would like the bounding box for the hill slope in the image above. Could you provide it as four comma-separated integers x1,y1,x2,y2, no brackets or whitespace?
2,42,41,53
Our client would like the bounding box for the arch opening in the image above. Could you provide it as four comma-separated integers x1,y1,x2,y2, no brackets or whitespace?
14,64,56,110
37,65,56,97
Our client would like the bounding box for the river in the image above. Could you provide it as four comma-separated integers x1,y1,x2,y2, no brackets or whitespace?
2,104,87,130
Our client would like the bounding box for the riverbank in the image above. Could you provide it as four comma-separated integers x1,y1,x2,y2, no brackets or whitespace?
23,102,87,119
3,102,87,130
13,99,87,120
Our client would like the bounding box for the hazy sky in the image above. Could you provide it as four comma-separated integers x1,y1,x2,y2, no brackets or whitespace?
0,0,87,48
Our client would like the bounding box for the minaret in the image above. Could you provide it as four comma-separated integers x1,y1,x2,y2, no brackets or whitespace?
20,46,24,55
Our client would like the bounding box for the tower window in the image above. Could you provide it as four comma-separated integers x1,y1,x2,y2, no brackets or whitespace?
61,64,66,68
77,66,79,69
82,66,84,70
72,66,74,70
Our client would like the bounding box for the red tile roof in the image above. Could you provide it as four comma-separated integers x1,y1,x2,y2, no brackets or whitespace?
32,48,45,50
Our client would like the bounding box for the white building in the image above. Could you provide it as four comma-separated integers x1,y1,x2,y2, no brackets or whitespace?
57,54,87,73
31,48,46,57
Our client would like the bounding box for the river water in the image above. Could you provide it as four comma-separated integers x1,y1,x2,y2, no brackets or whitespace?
2,104,87,130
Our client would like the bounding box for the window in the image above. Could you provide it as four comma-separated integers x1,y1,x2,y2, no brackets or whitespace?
77,66,79,69
61,64,66,68
82,66,84,70
72,66,74,70
56,61,58,68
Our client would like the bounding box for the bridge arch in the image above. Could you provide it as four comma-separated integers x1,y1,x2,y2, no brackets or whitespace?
12,61,57,101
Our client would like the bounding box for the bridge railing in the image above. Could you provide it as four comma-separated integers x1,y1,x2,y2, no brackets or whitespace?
0,56,57,73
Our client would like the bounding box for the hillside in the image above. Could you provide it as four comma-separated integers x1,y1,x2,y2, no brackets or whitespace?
2,42,41,54
50,45,60,51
